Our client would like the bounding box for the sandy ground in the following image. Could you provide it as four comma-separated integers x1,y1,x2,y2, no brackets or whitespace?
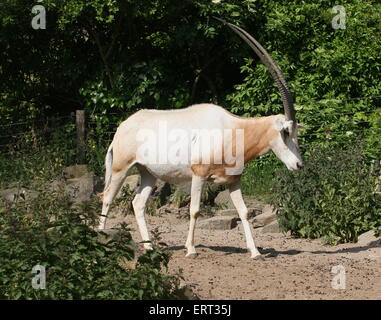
107,211,381,300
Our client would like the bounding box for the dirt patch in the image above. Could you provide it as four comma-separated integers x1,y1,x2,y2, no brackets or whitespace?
107,212,381,300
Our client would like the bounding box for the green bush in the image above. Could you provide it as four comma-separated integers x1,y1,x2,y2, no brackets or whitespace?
0,190,180,299
270,141,381,244
0,123,77,189
241,154,281,201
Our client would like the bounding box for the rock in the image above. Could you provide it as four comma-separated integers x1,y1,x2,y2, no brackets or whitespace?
170,186,191,208
177,182,192,194
50,179,66,192
124,174,140,191
176,282,200,300
63,165,89,179
252,205,277,228
214,189,235,209
172,205,191,219
216,208,259,218
198,216,238,230
216,209,238,217
62,165,101,203
250,208,262,217
213,190,266,212
153,180,172,205
52,172,103,203
65,172,94,203
202,183,224,205
357,229,381,246
262,204,277,216
94,176,105,194
157,205,173,215
0,188,39,202
244,197,267,211
261,220,280,234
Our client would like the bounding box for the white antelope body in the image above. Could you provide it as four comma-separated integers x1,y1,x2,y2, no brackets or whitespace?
99,19,303,260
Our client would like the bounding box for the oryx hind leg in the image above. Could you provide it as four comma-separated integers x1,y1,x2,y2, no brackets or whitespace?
132,166,156,250
99,166,131,230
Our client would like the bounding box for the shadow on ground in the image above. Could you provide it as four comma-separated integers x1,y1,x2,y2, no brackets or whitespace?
166,240,380,258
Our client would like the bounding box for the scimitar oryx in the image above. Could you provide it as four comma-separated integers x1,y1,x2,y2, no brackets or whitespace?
98,18,303,260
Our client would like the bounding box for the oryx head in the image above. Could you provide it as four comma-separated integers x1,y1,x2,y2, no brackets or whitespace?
269,115,303,171
216,18,303,171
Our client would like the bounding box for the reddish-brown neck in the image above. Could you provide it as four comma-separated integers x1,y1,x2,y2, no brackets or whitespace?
235,116,277,164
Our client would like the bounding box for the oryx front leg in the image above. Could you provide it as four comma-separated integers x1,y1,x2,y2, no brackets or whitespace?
185,175,205,258
229,181,263,260
132,168,156,251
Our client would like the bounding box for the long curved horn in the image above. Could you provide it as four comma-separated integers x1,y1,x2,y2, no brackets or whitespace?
214,17,296,125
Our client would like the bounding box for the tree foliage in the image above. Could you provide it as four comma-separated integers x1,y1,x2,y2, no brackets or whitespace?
1,1,380,120
0,0,380,246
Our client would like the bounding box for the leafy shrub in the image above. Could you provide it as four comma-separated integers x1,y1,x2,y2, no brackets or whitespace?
0,190,180,299
113,185,135,216
364,108,381,160
0,123,77,188
270,141,381,244
241,154,281,201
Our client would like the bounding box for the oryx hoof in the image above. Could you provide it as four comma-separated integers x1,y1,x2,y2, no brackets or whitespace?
251,255,265,261
185,252,198,259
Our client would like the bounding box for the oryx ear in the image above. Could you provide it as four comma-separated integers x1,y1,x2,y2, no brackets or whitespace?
274,118,293,132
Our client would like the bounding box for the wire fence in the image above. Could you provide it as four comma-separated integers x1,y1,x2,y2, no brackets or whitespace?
0,119,378,150
1,94,380,158
0,115,73,152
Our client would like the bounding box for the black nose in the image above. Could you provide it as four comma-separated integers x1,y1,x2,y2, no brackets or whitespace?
297,162,303,169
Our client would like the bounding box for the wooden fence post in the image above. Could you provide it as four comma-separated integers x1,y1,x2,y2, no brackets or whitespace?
76,110,86,164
